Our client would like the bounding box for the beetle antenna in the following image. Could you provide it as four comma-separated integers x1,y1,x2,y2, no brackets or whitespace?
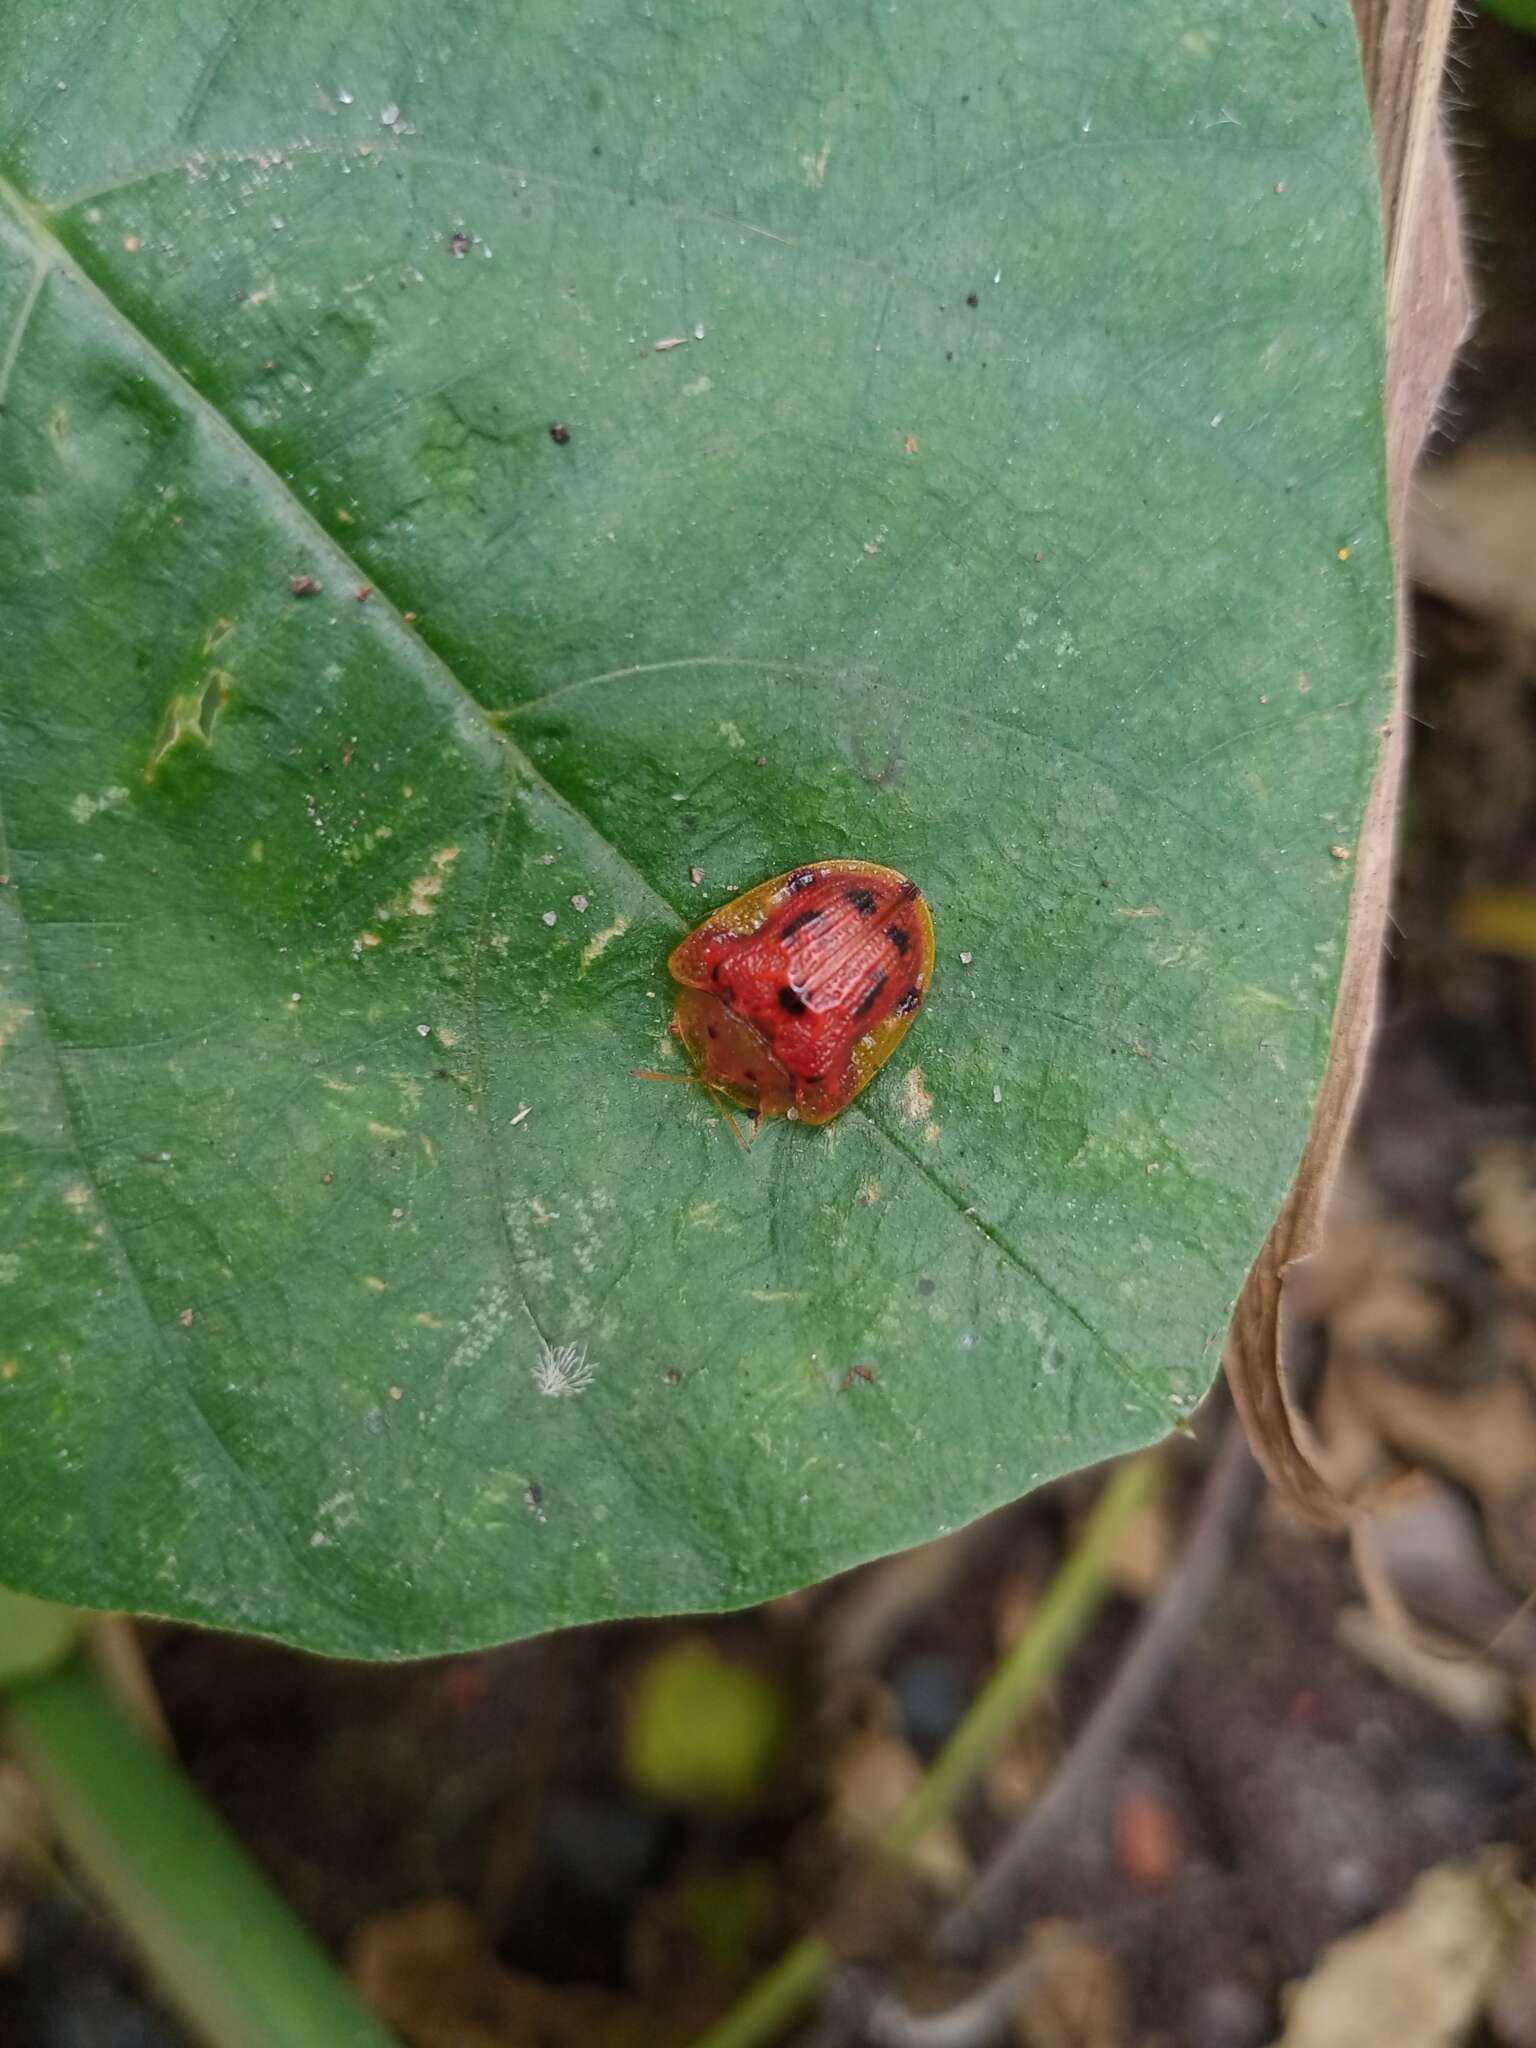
707,1086,753,1152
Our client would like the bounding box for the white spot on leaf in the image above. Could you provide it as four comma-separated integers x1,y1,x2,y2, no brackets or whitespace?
532,1341,597,1398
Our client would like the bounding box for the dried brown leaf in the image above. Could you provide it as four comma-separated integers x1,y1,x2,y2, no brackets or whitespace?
1224,0,1471,1524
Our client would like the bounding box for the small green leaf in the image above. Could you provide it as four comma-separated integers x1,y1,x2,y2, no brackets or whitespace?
625,1638,788,1807
0,1,1391,1652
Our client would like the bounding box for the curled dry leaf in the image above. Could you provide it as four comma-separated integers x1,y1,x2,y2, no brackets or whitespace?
1223,0,1471,1525
1269,1848,1524,2048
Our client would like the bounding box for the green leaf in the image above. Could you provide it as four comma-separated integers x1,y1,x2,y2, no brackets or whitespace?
1478,0,1536,32
0,2,1390,1654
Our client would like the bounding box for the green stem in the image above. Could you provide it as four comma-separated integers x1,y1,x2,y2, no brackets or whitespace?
884,1454,1161,1854
2,1652,401,2048
688,1935,836,2048
690,1453,1163,2048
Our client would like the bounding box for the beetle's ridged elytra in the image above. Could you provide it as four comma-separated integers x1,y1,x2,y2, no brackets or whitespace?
640,860,935,1136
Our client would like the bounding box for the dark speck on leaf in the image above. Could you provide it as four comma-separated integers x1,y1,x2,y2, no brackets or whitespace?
549,422,571,444
290,574,323,596
917,1277,936,1297
664,1368,683,1386
966,291,979,307
450,230,471,257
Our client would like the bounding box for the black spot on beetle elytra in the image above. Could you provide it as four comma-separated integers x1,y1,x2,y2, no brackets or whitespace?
778,908,823,941
853,971,887,1019
886,925,910,955
845,887,877,915
787,868,818,893
897,986,923,1016
778,987,807,1016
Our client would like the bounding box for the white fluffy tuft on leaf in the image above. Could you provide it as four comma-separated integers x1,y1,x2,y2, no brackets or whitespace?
531,1341,598,1398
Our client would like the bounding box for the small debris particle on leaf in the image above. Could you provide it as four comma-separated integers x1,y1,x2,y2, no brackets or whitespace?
903,435,919,455
654,336,688,351
449,230,471,257
356,584,372,601
539,852,555,865
542,910,558,926
841,1363,878,1390
178,1308,194,1327
509,1105,531,1128
959,950,974,965
290,574,323,596
321,1171,335,1184
402,610,418,623
571,893,589,911
1274,180,1286,194
335,507,354,524
1337,545,1353,561
1331,843,1352,862
549,421,571,444
754,755,767,768
992,1085,1002,1105
664,1368,683,1386
122,234,140,253
388,1385,403,1400
690,866,705,885
379,102,400,125
391,1207,404,1220
965,290,979,306
415,1024,431,1037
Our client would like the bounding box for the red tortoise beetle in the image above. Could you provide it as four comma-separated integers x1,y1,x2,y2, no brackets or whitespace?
636,859,935,1144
